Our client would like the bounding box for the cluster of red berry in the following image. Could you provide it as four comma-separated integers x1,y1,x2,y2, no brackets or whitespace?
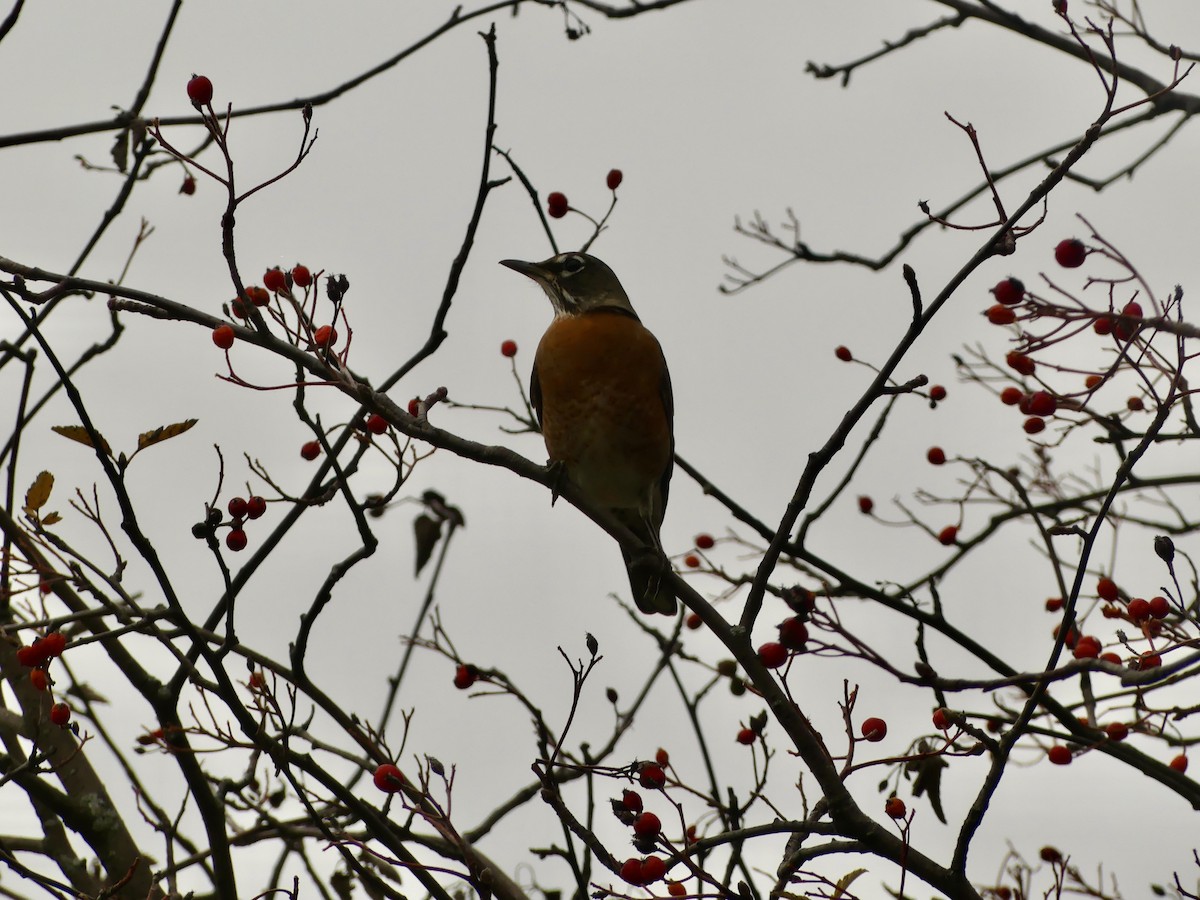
756,611,812,671
223,494,268,552
545,169,623,220
15,631,72,726
981,237,1157,437
611,752,679,886
1037,574,1188,771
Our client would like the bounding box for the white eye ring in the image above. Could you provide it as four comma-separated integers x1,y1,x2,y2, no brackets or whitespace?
562,255,585,275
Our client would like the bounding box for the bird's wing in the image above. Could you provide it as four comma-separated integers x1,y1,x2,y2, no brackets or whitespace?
530,361,544,430
657,343,674,515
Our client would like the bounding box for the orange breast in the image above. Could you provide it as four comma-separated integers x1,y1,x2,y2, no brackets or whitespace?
534,311,671,512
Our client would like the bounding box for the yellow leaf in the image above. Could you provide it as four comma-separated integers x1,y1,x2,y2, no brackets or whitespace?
52,424,112,457
831,869,867,899
137,418,198,451
41,512,62,526
23,471,53,514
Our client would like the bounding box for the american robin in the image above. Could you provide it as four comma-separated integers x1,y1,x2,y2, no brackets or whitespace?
501,252,676,615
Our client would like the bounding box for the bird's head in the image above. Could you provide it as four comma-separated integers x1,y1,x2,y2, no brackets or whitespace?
500,252,635,317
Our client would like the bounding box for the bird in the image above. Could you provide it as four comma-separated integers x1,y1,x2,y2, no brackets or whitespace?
500,252,676,615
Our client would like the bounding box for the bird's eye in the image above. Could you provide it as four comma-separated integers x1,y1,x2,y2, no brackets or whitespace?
561,255,585,275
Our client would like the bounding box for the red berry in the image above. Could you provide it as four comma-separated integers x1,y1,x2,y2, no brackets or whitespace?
655,747,669,766
932,708,951,730
1100,651,1122,665
1006,351,1036,376
263,267,287,293
639,856,666,884
1023,416,1045,435
1093,315,1114,336
300,440,321,461
621,789,643,813
42,631,67,658
1000,386,1024,406
668,882,686,897
49,703,71,726
1170,754,1188,773
1121,300,1144,319
834,345,853,362
1045,597,1064,612
633,811,661,837
30,669,48,692
367,414,389,435
180,175,196,195
186,74,213,106
1136,651,1162,670
884,796,906,819
736,727,756,745
248,671,267,692
16,645,39,667
777,616,808,650
1053,623,1079,649
1040,846,1063,864
227,496,248,519
453,664,477,690
245,286,270,307
606,169,623,190
1127,598,1151,621
992,277,1025,306
373,763,406,793
685,612,702,630
937,525,958,546
246,496,267,519
313,325,337,348
1149,596,1170,619
230,297,249,318
638,763,666,790
1027,391,1056,417
225,529,247,552
1085,374,1103,389
695,533,715,550
1072,636,1101,659
500,339,518,358
1126,396,1145,412
212,324,235,349
684,554,701,569
929,384,947,402
926,446,946,465
546,192,569,218
1054,238,1087,268
860,717,887,742
1104,722,1129,742
620,859,644,885
291,264,312,287
757,641,788,669
407,398,421,417
986,304,1017,325
1097,577,1118,602
1047,745,1073,765
857,495,874,514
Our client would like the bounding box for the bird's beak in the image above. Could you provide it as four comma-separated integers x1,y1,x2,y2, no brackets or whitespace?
500,258,551,284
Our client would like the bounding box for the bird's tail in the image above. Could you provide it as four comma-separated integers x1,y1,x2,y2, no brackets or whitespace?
616,510,677,616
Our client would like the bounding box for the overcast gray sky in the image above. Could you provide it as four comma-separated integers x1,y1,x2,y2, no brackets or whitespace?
2,2,1198,896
